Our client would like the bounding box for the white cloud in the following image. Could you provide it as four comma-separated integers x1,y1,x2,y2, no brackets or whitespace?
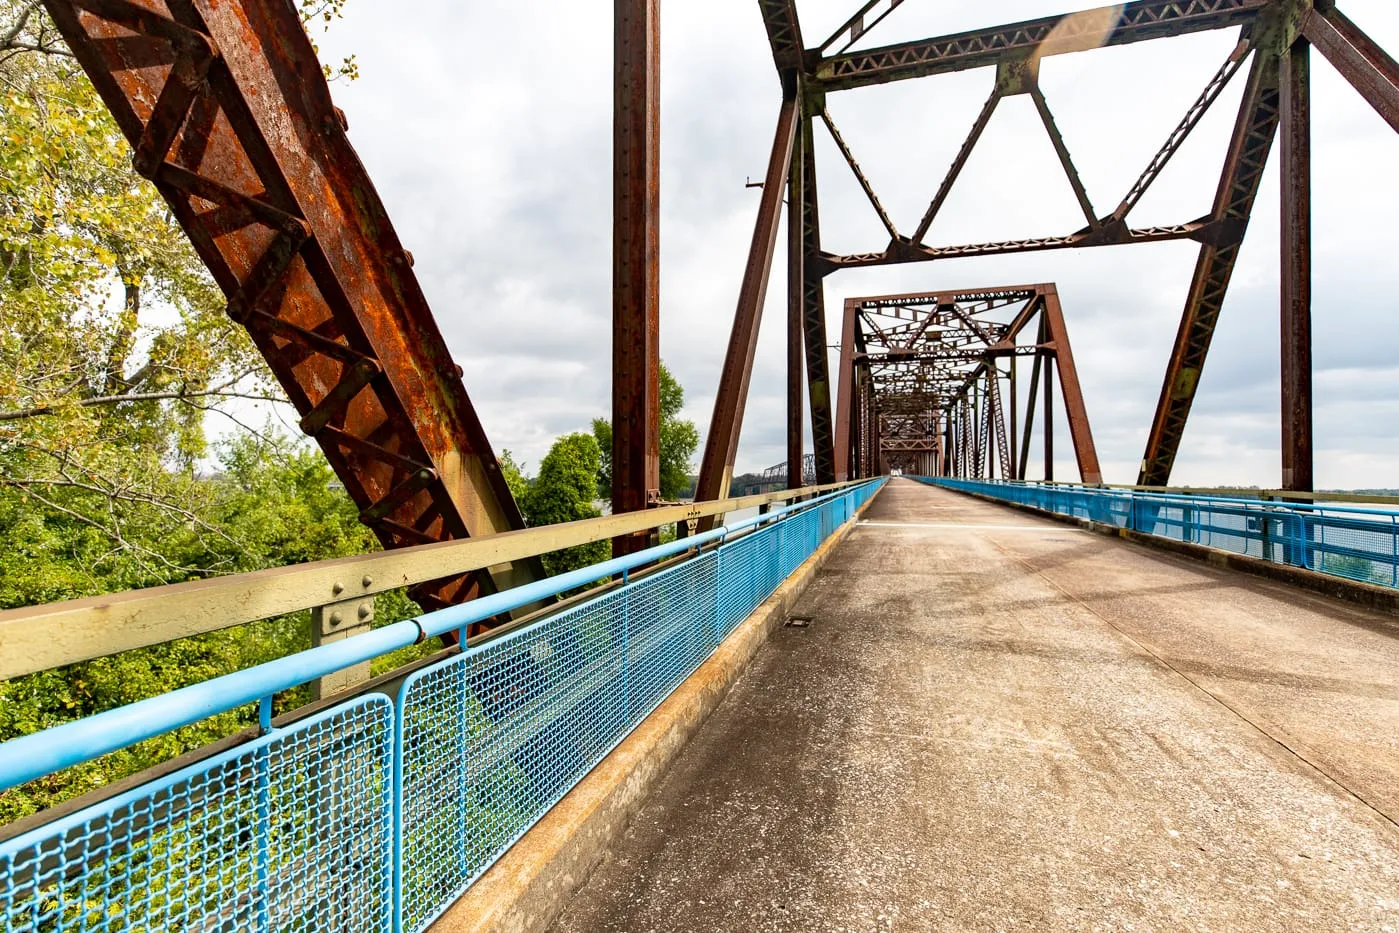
316,0,1399,487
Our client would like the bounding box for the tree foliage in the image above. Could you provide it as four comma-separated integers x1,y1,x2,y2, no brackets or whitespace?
0,0,399,822
593,362,699,501
0,431,434,823
521,433,608,576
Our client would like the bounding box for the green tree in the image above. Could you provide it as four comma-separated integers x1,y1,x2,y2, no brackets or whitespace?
497,449,531,506
0,428,438,823
522,433,608,576
592,362,699,501
0,0,356,584
0,0,394,822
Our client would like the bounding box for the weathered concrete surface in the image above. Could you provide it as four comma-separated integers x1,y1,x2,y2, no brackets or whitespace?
551,479,1399,932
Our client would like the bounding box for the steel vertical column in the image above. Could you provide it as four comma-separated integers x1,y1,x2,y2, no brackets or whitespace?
694,96,799,508
787,121,806,489
1281,37,1313,493
799,109,837,484
1009,359,1019,480
833,298,859,481
1044,351,1055,483
612,0,662,556
1020,319,1044,480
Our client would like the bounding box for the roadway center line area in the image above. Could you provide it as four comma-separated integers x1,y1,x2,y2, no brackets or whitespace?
550,479,1399,932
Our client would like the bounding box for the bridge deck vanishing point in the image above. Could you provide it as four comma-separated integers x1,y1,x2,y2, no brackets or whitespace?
551,479,1399,932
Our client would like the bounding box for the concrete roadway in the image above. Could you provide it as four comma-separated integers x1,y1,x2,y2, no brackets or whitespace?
550,479,1399,932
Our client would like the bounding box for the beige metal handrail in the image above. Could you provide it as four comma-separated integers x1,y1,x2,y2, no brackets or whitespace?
0,481,860,681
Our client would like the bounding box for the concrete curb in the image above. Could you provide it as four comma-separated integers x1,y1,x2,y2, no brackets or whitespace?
949,488,1399,616
428,489,883,933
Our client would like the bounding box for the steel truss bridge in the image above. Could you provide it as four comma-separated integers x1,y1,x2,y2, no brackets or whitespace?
1,0,1398,931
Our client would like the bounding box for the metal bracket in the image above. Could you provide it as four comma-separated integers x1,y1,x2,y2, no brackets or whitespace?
311,594,375,700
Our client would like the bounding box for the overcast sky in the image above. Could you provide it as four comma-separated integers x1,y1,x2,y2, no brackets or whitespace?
315,1,1398,488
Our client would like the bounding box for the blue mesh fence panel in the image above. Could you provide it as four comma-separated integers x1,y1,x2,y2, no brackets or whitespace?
396,586,631,933
928,478,1398,591
395,488,880,932
626,553,719,721
0,696,394,933
1,481,883,933
715,527,778,638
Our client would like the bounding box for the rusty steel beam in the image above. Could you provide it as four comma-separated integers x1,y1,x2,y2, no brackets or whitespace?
833,299,859,481
612,0,662,557
912,86,1000,244
1020,330,1043,481
40,0,544,625
758,0,805,76
1044,348,1055,482
799,111,838,484
819,0,907,56
819,109,899,241
1140,47,1280,487
1280,36,1313,492
695,96,799,508
1027,81,1101,232
822,222,1213,269
1042,288,1103,484
787,114,806,489
1304,6,1399,134
1111,38,1252,224
816,0,1269,92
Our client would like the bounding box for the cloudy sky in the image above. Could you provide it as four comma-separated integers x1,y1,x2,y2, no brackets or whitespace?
314,1,1398,489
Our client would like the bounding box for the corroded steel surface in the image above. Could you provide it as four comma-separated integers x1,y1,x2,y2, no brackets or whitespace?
42,0,541,621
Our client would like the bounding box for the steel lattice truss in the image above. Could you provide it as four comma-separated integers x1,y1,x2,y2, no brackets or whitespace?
39,0,547,632
695,0,1399,498
834,286,1101,482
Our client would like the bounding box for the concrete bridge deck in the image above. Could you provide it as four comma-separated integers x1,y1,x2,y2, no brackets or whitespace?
550,479,1399,931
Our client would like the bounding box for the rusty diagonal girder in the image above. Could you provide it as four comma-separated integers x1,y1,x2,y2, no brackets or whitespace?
41,0,547,635
703,0,1397,499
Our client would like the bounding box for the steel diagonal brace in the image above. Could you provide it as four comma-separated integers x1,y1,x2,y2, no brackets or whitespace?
1140,47,1281,487
695,96,800,507
1110,38,1253,225
819,109,900,241
912,86,1000,245
1303,6,1399,133
819,0,908,56
42,0,545,625
1027,81,1101,232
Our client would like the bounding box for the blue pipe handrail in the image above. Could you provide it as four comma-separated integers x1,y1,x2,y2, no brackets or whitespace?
926,477,1399,590
0,482,876,794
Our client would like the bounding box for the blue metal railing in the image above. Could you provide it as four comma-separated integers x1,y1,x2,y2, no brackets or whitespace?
925,478,1399,590
0,479,883,933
